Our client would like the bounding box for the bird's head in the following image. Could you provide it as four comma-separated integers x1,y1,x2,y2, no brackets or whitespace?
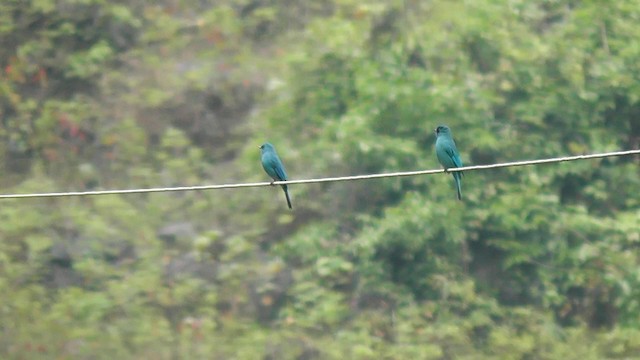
259,142,275,154
435,125,451,137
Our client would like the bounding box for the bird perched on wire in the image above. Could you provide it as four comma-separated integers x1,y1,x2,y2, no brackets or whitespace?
435,125,464,200
260,142,292,209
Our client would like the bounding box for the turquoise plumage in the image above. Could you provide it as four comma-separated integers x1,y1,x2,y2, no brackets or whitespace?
435,125,463,200
260,142,292,209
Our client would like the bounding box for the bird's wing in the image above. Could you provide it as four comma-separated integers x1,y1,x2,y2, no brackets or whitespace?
446,147,464,169
272,161,288,181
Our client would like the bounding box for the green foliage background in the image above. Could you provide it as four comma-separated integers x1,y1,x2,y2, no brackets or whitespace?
1,0,639,358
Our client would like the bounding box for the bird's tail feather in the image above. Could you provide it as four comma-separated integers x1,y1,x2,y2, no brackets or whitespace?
454,173,462,201
282,185,293,209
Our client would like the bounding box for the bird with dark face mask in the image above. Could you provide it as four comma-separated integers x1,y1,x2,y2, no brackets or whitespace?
435,125,464,200
260,142,292,209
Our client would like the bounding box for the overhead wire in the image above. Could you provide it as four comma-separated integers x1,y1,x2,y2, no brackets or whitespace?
0,149,638,199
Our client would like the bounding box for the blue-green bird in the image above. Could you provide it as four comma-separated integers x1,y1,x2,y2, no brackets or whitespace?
435,125,463,200
260,142,292,209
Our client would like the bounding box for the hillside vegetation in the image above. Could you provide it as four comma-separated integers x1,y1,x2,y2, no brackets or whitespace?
1,1,639,359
